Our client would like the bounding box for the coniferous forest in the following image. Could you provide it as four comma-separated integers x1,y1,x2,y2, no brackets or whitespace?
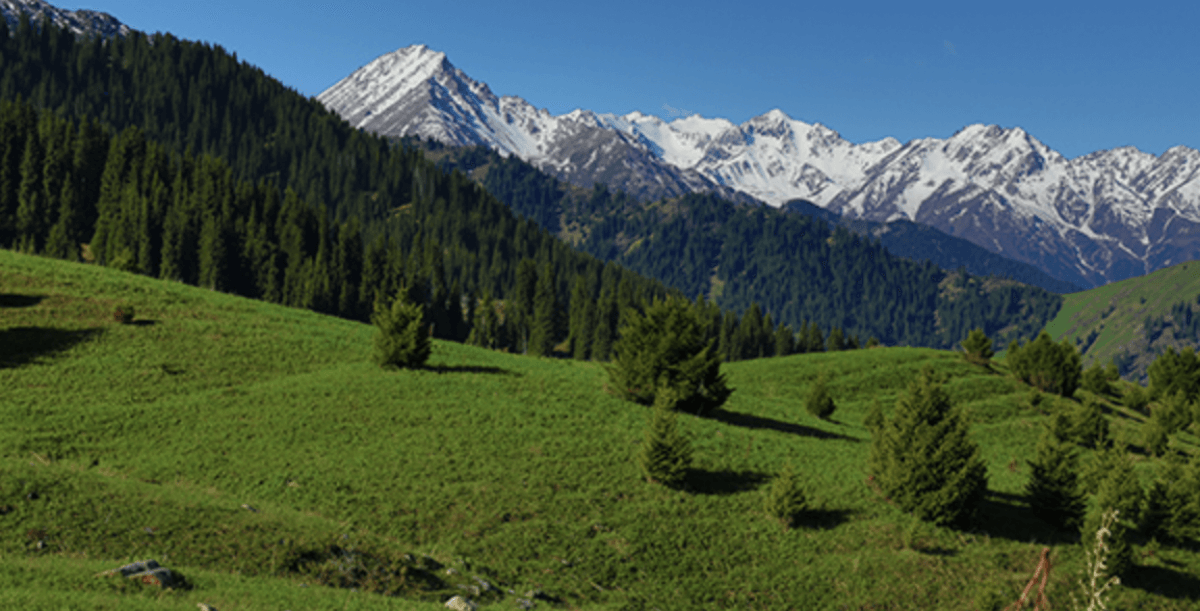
0,11,1058,359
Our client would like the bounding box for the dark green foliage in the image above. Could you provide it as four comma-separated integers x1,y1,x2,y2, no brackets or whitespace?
1081,362,1111,395
960,327,993,366
1142,418,1170,457
1123,384,1150,414
608,296,731,415
371,292,431,370
527,261,561,357
1154,391,1194,435
763,463,807,528
805,373,836,420
1148,346,1200,402
1083,454,1143,578
868,367,988,527
1006,331,1081,397
826,327,845,352
1025,427,1085,530
1069,397,1110,450
637,401,692,488
1144,456,1200,541
773,323,795,357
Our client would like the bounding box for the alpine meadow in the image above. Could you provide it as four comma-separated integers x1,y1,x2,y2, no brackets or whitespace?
3,4,1200,611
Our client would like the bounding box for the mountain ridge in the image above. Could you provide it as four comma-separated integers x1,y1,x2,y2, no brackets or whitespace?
0,0,129,39
319,44,1200,290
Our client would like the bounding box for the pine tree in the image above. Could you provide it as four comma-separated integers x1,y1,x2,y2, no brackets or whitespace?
1025,426,1086,530
869,366,988,527
1082,453,1143,579
773,323,795,357
827,327,845,352
805,373,836,420
960,328,993,366
637,393,692,488
608,296,732,415
764,463,807,528
371,290,431,369
527,261,559,357
1070,397,1110,449
1143,456,1200,541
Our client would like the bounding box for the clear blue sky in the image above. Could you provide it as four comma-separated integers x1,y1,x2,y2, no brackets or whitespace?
75,0,1199,159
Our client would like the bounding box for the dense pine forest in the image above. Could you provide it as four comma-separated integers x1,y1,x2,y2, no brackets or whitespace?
432,144,1064,349
0,12,1058,357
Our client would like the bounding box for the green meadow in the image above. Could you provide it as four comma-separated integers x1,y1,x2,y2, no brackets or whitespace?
2,249,1198,610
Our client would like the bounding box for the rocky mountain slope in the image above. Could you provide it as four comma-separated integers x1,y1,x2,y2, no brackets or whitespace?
319,45,1200,289
1,0,129,38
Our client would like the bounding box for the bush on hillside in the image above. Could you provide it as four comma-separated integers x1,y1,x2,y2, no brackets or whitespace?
868,366,988,527
960,328,993,366
763,463,807,528
608,296,731,415
1026,427,1086,531
372,292,431,369
805,373,836,420
1123,384,1150,414
1148,346,1200,401
637,391,693,488
1081,362,1112,396
1007,331,1081,397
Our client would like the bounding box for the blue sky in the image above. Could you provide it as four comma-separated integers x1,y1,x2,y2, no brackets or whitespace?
77,0,1199,159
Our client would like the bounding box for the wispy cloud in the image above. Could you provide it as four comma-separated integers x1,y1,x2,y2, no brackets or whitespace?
662,102,694,118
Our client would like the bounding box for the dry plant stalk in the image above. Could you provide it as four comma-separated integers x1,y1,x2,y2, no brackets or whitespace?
1006,546,1052,611
1072,508,1121,611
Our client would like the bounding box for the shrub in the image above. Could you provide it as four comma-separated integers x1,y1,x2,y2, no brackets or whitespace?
608,296,731,415
1007,331,1081,397
1123,384,1150,414
113,304,135,324
637,395,693,488
805,373,836,420
1025,427,1086,531
371,293,431,369
1147,346,1200,401
1069,397,1110,450
1081,363,1111,396
763,463,807,528
868,366,988,527
960,328,993,366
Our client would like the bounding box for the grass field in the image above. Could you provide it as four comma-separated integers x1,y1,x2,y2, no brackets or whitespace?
3,249,1199,610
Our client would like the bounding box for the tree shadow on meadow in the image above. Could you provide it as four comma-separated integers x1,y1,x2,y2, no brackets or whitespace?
802,508,854,530
424,363,520,376
685,468,769,496
972,490,1079,546
704,409,858,442
0,326,103,369
0,293,44,308
1123,564,1200,601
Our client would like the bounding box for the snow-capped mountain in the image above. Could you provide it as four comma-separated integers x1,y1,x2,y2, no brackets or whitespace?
319,45,1200,289
1,0,129,39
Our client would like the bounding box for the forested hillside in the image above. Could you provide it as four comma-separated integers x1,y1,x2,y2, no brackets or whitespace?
430,143,1064,350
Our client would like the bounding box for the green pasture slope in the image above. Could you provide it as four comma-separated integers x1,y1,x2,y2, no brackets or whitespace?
2,249,1198,610
1043,261,1200,378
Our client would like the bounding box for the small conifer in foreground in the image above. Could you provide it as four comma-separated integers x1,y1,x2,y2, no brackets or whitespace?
1082,454,1143,579
805,373,836,420
637,389,693,488
960,328,993,366
764,463,807,528
1025,427,1085,531
372,292,431,369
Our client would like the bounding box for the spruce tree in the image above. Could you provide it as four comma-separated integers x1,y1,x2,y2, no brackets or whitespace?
805,373,836,420
1025,426,1086,530
960,328,993,366
1082,453,1143,579
773,323,795,358
869,366,988,527
1143,456,1200,541
637,392,692,488
371,291,431,370
1070,397,1110,449
764,463,807,528
608,296,732,415
527,262,559,357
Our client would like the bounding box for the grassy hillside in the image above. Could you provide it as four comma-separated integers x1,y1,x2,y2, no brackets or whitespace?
1042,260,1200,379
3,249,1198,610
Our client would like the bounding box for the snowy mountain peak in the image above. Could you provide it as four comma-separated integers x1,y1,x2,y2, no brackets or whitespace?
1,0,130,39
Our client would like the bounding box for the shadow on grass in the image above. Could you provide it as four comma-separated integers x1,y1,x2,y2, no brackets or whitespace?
704,409,858,442
425,363,519,376
0,294,43,308
0,326,102,369
686,468,769,495
1123,564,1200,601
130,319,158,327
973,491,1079,545
803,508,854,530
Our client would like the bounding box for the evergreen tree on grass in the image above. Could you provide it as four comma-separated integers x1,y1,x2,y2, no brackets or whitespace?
1070,397,1110,450
1025,426,1086,531
371,291,431,369
869,366,988,527
805,373,836,420
764,463,807,529
960,328,993,366
637,388,693,488
1082,454,1143,579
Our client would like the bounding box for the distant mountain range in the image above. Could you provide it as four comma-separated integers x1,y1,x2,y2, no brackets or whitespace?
0,0,128,39
318,45,1200,290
